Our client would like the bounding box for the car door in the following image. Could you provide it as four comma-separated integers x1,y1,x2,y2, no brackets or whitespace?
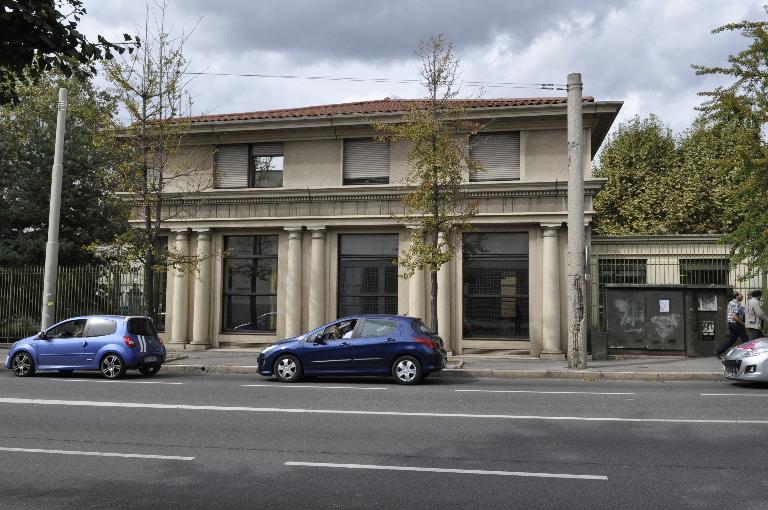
81,318,119,368
301,319,356,374
349,318,401,373
37,319,87,367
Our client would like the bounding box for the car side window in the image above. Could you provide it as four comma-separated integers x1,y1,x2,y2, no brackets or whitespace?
315,319,358,341
359,319,399,338
46,319,87,339
85,318,117,337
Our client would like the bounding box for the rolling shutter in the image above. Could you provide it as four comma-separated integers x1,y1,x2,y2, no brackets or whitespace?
214,144,249,188
343,138,390,184
469,132,521,182
251,142,283,158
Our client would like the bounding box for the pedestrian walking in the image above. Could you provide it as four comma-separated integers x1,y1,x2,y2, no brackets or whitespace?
745,289,767,341
716,291,747,357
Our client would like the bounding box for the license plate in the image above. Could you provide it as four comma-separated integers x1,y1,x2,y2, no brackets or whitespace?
143,356,158,363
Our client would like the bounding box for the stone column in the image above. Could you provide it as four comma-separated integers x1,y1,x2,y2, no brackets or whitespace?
307,226,326,330
541,225,564,359
189,229,212,350
170,229,190,348
437,231,451,348
407,227,425,320
284,227,303,337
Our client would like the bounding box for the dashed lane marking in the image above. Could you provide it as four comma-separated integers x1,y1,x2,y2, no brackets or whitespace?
0,446,193,461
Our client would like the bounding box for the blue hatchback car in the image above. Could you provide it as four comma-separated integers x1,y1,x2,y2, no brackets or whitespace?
5,315,166,379
257,315,447,385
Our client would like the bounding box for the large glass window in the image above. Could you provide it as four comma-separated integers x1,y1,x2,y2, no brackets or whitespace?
222,235,278,332
338,234,398,316
462,233,529,339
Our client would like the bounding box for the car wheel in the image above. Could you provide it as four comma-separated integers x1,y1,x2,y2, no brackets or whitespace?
392,355,422,385
138,364,161,376
100,353,126,379
274,355,302,383
10,352,35,377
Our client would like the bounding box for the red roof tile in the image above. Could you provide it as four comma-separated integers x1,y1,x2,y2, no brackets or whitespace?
188,97,594,123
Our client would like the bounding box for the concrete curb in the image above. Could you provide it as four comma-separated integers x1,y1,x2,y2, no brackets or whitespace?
162,364,724,382
437,369,723,382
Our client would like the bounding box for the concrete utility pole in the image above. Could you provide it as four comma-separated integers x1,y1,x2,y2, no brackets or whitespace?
566,73,587,369
40,88,68,331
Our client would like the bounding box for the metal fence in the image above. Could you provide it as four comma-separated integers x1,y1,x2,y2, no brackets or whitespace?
589,235,764,332
0,265,165,343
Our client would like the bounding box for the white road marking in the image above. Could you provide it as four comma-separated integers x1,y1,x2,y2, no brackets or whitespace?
0,446,193,461
56,379,183,385
455,390,635,395
284,461,607,481
241,384,387,391
701,393,768,397
1,398,767,424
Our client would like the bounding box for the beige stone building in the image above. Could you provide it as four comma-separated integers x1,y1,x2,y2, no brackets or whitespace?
150,97,622,355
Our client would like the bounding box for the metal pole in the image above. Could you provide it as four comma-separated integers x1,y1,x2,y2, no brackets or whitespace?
40,88,68,331
566,73,587,369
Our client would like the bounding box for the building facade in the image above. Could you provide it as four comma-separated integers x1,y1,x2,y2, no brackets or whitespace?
144,98,622,355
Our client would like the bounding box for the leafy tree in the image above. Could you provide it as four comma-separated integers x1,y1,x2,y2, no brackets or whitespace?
0,70,126,266
593,115,677,235
375,34,481,331
0,0,137,105
693,6,768,275
593,115,735,236
101,1,209,323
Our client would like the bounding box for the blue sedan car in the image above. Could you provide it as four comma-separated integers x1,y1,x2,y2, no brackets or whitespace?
5,315,166,379
257,315,447,385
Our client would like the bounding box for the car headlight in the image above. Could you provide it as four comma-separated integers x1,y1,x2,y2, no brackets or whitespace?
260,344,278,356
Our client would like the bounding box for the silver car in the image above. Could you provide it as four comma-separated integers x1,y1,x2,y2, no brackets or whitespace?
723,338,768,382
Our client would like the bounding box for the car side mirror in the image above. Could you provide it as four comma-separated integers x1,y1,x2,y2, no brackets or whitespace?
38,331,47,340
313,333,326,345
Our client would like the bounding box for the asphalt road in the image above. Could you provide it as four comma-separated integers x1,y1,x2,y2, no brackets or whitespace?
0,370,767,509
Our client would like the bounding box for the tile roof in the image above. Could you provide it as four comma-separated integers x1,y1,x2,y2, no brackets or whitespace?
188,97,595,124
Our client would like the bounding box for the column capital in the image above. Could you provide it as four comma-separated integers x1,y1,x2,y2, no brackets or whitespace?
307,226,326,239
193,228,212,241
541,225,561,237
170,227,189,233
285,227,303,240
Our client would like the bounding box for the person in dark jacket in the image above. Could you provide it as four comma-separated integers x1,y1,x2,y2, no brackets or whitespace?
715,291,747,358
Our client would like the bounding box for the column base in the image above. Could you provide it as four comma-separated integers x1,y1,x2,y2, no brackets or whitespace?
185,343,210,351
539,351,566,360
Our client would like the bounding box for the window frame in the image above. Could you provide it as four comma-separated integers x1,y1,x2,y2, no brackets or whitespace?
461,232,530,340
221,235,279,334
337,234,399,317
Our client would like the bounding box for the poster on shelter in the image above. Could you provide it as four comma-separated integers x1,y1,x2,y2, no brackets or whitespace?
698,295,718,312
659,299,670,313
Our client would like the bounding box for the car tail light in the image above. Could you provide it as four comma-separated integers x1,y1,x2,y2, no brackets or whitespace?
414,336,439,350
123,336,136,348
156,336,164,346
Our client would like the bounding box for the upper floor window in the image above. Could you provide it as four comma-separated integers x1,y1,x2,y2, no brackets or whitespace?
214,143,283,188
343,138,390,185
469,132,521,182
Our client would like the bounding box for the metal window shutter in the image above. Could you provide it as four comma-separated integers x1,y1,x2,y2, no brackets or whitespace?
343,139,390,181
251,143,283,156
469,132,520,181
214,144,249,188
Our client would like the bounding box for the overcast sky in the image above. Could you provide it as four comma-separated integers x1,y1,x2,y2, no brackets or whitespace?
80,0,764,135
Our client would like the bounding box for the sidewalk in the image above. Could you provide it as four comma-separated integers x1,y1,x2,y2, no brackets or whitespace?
1,346,726,381
160,349,726,382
